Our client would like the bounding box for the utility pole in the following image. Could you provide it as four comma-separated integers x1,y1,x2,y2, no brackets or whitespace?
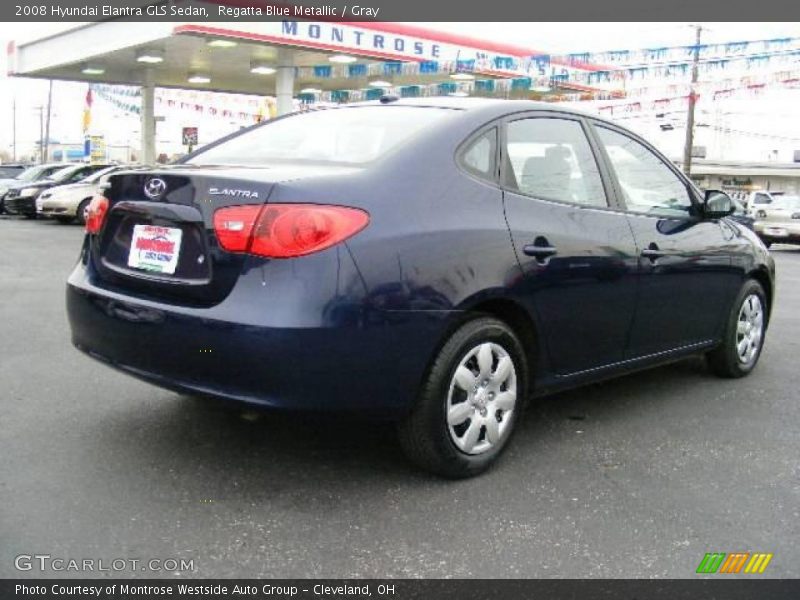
12,96,16,162
43,80,53,163
37,105,44,164
682,25,702,176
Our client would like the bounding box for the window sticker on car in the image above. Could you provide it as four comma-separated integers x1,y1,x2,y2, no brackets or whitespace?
127,224,183,274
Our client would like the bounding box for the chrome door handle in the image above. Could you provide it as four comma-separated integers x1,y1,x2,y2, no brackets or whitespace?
641,244,665,261
523,245,558,258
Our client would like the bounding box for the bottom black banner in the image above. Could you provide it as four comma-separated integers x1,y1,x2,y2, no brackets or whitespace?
3,579,800,600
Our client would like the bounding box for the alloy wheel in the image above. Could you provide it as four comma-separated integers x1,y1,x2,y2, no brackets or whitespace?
736,294,764,365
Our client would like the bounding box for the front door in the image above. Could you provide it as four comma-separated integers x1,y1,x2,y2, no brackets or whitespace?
501,115,640,375
591,124,739,357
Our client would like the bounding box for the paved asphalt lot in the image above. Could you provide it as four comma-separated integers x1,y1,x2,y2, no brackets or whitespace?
1,216,798,579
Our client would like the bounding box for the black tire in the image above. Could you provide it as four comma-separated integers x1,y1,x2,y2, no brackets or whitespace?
398,316,529,478
707,279,768,378
75,198,91,226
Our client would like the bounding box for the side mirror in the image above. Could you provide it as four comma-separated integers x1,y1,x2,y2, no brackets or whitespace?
703,190,734,219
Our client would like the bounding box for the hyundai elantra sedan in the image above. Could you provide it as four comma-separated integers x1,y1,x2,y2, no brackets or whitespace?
67,98,775,478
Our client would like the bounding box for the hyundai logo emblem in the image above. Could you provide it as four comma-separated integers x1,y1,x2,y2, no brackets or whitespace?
143,177,167,200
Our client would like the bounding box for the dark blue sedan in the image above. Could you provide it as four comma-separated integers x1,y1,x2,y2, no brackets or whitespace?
67,98,775,477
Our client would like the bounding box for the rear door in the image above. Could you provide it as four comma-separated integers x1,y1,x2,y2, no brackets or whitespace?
501,113,639,375
589,122,738,357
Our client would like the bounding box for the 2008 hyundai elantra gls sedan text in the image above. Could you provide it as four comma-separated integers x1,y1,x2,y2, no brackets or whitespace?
67,98,775,478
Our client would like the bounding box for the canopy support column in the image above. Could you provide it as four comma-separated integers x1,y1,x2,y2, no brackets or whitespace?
276,48,295,116
140,68,156,164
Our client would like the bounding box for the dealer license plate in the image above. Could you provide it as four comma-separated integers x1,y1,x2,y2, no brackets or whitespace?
127,224,183,274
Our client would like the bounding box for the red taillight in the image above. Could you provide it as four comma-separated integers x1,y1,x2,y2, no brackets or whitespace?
85,196,109,234
213,204,369,258
213,205,262,253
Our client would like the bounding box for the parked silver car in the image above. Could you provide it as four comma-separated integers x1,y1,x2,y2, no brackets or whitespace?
38,166,130,224
753,194,800,247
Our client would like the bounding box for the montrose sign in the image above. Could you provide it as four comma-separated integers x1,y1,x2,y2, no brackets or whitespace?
178,21,553,78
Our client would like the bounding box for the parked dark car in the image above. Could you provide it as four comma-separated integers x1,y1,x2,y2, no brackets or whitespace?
0,163,67,214
0,163,28,179
67,99,775,478
5,163,111,217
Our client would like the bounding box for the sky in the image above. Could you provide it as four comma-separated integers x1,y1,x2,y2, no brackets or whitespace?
2,21,800,162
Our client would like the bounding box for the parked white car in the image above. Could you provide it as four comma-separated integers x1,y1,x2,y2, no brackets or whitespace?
753,194,800,247
744,190,785,217
37,166,127,224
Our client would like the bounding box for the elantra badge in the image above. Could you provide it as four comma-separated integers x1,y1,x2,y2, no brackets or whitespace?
143,177,167,200
209,187,259,199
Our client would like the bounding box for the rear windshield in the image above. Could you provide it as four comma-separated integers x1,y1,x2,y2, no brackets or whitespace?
187,106,455,167
0,166,24,178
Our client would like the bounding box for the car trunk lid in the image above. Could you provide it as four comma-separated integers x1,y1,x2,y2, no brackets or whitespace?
89,165,346,306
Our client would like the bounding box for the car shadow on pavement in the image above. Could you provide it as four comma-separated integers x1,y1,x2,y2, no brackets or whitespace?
86,355,715,495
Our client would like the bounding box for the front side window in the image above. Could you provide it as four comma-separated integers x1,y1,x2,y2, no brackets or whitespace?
753,193,772,205
48,166,77,182
82,166,119,184
187,106,456,166
67,168,92,182
68,165,107,182
596,126,693,217
505,117,607,208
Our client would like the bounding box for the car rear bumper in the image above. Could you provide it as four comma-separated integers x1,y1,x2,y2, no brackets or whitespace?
66,256,449,416
755,221,800,240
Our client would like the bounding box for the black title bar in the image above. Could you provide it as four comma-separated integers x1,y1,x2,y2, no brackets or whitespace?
5,0,800,22
4,579,800,600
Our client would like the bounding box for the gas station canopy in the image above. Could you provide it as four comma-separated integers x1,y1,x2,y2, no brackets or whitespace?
9,20,590,93
7,6,602,162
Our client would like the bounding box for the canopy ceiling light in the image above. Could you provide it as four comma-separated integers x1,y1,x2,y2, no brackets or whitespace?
328,54,357,64
250,62,276,75
300,88,322,94
450,72,475,81
187,72,211,84
136,49,164,64
368,79,392,88
81,64,105,75
207,39,238,48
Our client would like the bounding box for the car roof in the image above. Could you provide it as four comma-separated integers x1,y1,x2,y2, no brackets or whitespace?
345,96,606,124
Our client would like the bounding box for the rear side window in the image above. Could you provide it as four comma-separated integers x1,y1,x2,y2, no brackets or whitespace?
187,106,455,166
753,193,772,205
505,117,607,208
460,128,497,180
